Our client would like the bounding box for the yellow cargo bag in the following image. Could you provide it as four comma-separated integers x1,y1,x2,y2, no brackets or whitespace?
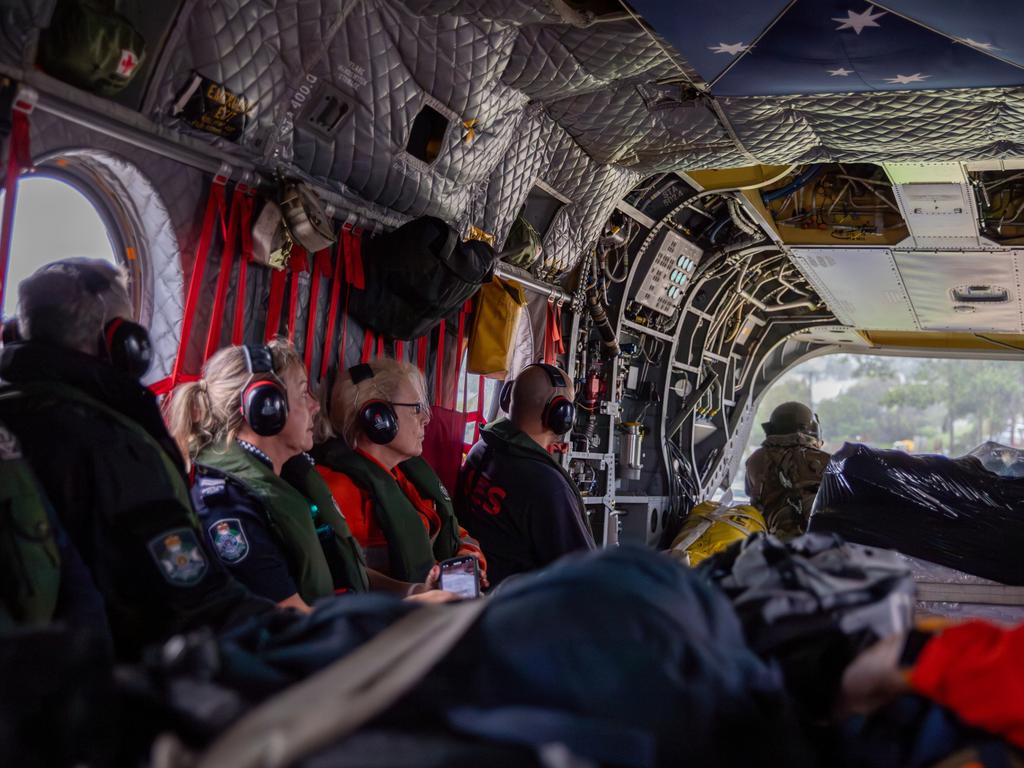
467,276,527,378
669,501,766,567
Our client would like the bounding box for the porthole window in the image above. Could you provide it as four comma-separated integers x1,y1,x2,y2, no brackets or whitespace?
1,175,120,317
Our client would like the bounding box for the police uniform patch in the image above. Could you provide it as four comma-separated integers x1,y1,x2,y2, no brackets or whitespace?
208,518,249,564
148,528,208,586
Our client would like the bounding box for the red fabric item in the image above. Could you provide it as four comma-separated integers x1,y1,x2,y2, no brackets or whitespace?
230,191,255,345
377,335,385,359
417,336,428,374
202,184,245,362
264,267,288,342
319,233,345,380
171,179,226,384
552,303,565,355
0,109,31,311
543,301,555,365
910,621,1024,749
421,405,467,502
344,226,365,290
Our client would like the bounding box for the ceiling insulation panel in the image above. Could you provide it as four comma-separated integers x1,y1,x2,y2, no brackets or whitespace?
893,250,1023,333
789,247,918,331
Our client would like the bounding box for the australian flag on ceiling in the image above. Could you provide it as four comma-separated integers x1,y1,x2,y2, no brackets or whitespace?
628,0,1024,96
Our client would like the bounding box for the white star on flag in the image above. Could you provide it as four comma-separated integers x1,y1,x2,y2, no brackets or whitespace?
828,67,853,77
884,72,930,85
961,38,999,52
832,6,885,35
708,42,749,56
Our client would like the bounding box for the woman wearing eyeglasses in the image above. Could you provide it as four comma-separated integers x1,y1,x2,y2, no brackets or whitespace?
166,341,454,613
314,357,487,585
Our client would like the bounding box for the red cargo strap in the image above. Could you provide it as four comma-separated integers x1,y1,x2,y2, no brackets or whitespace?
286,246,308,343
434,319,446,406
395,340,404,360
304,248,331,373
169,178,227,388
361,328,375,364
475,374,485,442
543,300,565,365
417,336,428,375
0,107,31,312
377,335,385,359
344,225,365,290
319,231,346,381
230,190,255,345
202,184,247,362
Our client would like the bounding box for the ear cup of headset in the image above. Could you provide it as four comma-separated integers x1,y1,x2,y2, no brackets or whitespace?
499,379,514,414
240,345,289,436
103,317,152,380
543,395,576,436
358,399,399,444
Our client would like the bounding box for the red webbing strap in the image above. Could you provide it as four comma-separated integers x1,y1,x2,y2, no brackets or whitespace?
264,267,288,342
361,328,375,364
345,226,366,290
376,335,385,359
304,248,331,374
202,184,245,362
452,299,470,406
433,318,446,406
395,340,405,361
170,179,227,387
0,108,31,312
417,336,428,375
543,300,556,365
230,191,255,345
286,246,308,344
553,303,565,356
319,232,345,380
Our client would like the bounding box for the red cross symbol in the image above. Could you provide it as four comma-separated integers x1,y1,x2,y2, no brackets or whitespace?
117,49,138,77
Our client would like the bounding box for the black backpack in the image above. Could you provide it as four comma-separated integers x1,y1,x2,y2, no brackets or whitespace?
348,217,496,340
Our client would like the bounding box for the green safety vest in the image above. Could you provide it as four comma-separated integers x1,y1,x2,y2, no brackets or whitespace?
316,440,460,583
196,442,368,602
0,419,60,631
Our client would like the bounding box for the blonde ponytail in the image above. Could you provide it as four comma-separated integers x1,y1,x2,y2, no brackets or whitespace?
166,379,216,460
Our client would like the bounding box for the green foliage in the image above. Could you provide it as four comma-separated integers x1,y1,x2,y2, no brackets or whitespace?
752,354,1024,456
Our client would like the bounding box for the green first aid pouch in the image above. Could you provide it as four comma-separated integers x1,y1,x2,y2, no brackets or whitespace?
38,0,146,97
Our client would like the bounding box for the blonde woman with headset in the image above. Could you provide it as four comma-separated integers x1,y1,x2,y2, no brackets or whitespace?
167,340,455,613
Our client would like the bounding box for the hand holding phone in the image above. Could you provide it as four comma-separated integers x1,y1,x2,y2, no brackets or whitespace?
439,555,481,599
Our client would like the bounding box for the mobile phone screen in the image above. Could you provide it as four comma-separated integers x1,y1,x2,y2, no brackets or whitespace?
440,557,480,599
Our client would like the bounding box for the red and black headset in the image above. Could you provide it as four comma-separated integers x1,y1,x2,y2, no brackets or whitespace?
239,344,289,436
349,362,400,445
499,362,576,436
1,262,152,380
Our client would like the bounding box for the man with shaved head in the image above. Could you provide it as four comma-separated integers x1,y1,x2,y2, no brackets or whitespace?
456,363,595,587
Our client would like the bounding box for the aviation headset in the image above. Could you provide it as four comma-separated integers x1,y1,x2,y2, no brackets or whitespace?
239,344,289,436
348,363,400,445
4,262,153,380
499,363,576,436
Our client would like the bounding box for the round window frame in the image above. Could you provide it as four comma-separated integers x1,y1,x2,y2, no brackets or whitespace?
28,154,149,324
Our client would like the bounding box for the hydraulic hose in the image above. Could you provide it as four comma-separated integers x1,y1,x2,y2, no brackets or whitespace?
586,285,619,354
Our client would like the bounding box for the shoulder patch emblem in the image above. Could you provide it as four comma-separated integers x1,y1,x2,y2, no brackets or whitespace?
148,528,208,586
209,518,249,564
199,478,228,500
0,425,22,460
438,480,451,502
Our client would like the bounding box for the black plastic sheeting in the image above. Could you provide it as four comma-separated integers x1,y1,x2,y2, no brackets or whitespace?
809,443,1024,585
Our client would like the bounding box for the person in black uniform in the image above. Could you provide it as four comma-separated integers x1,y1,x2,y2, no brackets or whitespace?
166,341,453,612
456,363,595,587
0,259,273,659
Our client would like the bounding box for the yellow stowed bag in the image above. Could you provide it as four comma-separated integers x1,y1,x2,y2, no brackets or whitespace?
668,501,767,567
466,276,527,378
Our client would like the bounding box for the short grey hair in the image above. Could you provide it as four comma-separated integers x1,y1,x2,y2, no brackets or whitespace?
17,258,131,354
